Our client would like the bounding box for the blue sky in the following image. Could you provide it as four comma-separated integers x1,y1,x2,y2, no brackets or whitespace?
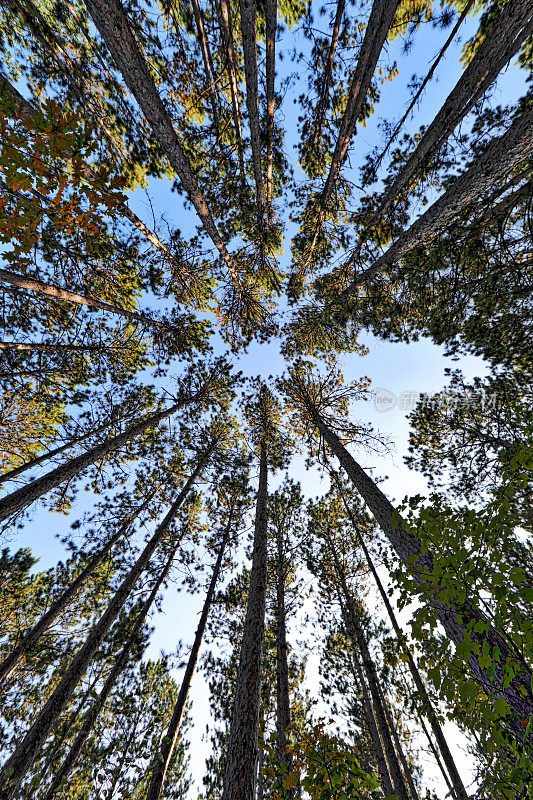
2,0,530,796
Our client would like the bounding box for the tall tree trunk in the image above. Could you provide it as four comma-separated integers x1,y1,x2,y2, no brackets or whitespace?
222,440,269,800
0,454,212,800
265,0,277,206
348,639,394,796
0,65,185,276
334,477,469,800
342,104,533,291
146,503,234,800
300,0,400,273
42,540,180,800
308,405,533,740
190,0,221,136
327,538,409,800
372,0,475,174
308,0,345,152
414,706,457,798
84,0,239,287
238,0,262,214
275,507,292,787
0,341,127,353
377,682,419,800
0,267,176,333
217,0,246,182
375,0,533,219
0,486,159,685
0,410,137,486
0,389,202,523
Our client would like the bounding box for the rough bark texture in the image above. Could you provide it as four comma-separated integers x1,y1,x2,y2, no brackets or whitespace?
265,0,277,205
217,0,246,180
372,0,475,173
238,0,263,212
0,460,209,800
337,486,468,800
42,542,179,800
312,410,533,740
0,267,175,332
0,394,196,522
302,0,400,272
222,441,269,800
0,412,134,485
146,506,234,800
349,643,394,795
275,511,292,782
309,0,345,152
345,104,533,290
376,0,533,218
84,0,237,281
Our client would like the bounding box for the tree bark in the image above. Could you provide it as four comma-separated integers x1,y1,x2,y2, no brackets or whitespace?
84,0,239,285
265,0,277,206
0,342,126,353
275,503,292,785
0,455,212,800
191,0,221,136
301,0,400,273
343,104,533,291
217,0,246,182
375,0,533,219
309,0,345,153
42,540,180,800
238,0,263,214
335,479,469,799
222,441,269,800
309,406,533,740
0,267,176,333
0,486,159,685
378,682,419,800
0,412,135,486
145,504,234,800
0,391,200,523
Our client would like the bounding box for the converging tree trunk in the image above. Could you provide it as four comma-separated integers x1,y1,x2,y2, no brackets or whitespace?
275,508,292,786
307,404,533,741
308,0,345,153
0,486,160,685
238,0,262,214
217,0,246,181
222,440,269,800
146,503,234,800
265,0,277,206
42,540,180,800
0,389,204,523
0,452,214,800
191,0,221,136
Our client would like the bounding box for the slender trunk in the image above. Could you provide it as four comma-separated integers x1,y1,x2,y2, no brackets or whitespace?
217,0,246,181
265,0,277,206
146,505,234,800
309,0,345,151
238,0,263,214
300,0,400,273
372,0,475,174
42,541,180,800
378,683,419,800
190,0,221,135
0,412,136,485
344,105,533,289
327,538,409,800
0,486,159,685
0,65,182,276
0,342,126,353
0,395,195,523
415,706,457,798
222,441,269,800
376,0,533,219
0,457,211,800
349,643,394,795
85,0,238,284
105,703,146,798
0,267,175,333
275,511,291,783
310,407,533,739
256,746,265,800
335,480,469,800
